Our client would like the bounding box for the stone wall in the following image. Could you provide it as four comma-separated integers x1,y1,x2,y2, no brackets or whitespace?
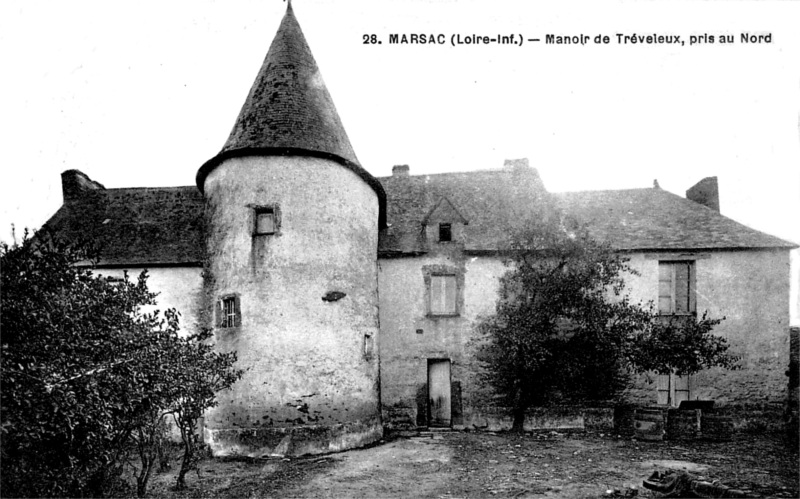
621,250,791,408
790,326,799,406
378,254,505,428
202,156,382,456
378,248,792,430
94,266,203,334
461,406,614,432
788,326,799,445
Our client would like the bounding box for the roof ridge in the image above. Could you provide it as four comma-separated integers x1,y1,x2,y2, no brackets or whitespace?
98,185,198,193
377,168,516,180
553,187,655,195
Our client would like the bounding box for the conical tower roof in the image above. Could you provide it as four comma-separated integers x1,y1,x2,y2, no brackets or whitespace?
197,3,386,226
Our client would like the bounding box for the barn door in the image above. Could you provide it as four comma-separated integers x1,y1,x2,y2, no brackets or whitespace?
428,359,451,427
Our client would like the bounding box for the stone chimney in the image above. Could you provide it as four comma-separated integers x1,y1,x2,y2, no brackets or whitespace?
392,164,410,177
686,176,720,212
503,158,547,200
503,158,530,171
61,170,105,203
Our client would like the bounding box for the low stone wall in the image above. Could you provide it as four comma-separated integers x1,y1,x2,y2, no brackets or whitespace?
386,401,787,439
615,403,786,441
711,403,786,432
459,406,614,432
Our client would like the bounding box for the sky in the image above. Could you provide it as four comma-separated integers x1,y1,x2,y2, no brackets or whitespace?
1,0,798,320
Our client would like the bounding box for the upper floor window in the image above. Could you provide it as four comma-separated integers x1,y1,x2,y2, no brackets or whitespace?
438,223,452,242
254,207,276,235
658,261,695,315
430,274,457,316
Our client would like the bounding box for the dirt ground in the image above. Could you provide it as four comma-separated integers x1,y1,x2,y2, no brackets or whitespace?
147,430,798,499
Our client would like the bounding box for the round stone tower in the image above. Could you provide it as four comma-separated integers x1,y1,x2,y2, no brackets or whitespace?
196,3,386,457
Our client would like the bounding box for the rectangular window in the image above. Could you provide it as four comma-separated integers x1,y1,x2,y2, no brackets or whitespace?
254,208,276,235
438,223,452,242
656,262,697,406
223,298,236,328
218,295,241,328
430,275,457,316
658,261,694,315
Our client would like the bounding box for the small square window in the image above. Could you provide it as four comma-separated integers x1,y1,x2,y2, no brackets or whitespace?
255,209,276,235
438,223,452,242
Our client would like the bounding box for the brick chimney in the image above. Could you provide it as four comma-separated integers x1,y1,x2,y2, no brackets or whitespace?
392,164,410,177
686,176,720,212
61,170,105,203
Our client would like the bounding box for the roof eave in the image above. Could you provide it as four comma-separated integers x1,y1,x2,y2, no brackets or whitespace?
196,146,387,229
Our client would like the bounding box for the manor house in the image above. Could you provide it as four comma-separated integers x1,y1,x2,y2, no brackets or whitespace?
44,4,796,456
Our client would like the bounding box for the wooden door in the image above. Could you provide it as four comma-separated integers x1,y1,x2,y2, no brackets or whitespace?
428,360,451,427
673,375,691,406
657,373,692,406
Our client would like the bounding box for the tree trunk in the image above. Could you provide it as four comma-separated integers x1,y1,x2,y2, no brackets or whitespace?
176,443,192,490
136,459,152,498
511,407,526,432
175,418,196,491
136,426,155,498
511,387,527,432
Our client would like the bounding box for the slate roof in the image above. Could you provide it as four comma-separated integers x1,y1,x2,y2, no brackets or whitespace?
43,186,204,266
42,169,795,266
195,3,386,227
555,188,797,251
377,166,549,255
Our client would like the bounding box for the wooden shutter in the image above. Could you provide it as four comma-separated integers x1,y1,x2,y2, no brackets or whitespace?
674,374,691,405
658,263,673,314
658,261,695,315
444,275,456,314
431,276,445,315
234,294,242,327
430,275,457,315
674,263,690,314
657,374,670,405
216,299,224,328
688,263,696,314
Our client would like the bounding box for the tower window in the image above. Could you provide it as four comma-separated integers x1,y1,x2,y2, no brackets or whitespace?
218,295,241,328
254,208,276,235
438,223,452,242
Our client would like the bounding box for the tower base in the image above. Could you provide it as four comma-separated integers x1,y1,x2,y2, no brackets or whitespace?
203,417,383,457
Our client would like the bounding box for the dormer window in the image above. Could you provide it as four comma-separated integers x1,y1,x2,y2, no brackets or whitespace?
254,207,276,235
422,197,466,246
438,223,452,242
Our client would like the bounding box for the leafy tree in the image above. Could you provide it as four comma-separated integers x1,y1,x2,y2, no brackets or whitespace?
0,230,242,497
164,329,243,490
474,211,738,431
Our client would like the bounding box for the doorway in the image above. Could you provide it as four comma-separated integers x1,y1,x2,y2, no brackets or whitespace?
657,373,693,406
427,359,451,427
